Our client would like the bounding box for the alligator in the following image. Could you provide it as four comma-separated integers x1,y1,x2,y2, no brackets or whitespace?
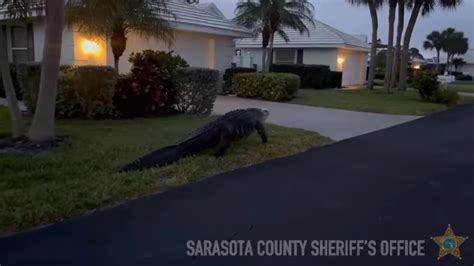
121,108,270,172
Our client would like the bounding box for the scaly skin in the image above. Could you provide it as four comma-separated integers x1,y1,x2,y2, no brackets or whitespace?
121,108,270,172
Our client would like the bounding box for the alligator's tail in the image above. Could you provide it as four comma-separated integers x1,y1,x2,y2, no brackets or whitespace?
120,131,216,172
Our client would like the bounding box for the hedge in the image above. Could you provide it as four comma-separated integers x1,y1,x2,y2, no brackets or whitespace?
174,67,219,115
270,64,341,89
21,64,117,119
232,73,300,101
223,67,256,94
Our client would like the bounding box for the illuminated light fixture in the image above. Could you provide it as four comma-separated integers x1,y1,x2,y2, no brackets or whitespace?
413,64,421,70
82,39,101,55
337,57,345,65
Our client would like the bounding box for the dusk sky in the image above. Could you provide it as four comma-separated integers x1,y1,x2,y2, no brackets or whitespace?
201,0,474,59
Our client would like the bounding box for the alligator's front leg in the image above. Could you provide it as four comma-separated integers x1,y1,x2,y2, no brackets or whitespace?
214,129,231,157
256,122,268,143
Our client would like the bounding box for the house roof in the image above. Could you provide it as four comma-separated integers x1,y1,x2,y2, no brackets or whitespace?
236,19,370,51
0,0,251,38
164,0,252,38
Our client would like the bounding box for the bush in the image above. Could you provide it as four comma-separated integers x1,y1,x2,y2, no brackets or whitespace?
21,65,117,119
233,73,300,101
174,67,219,115
456,74,473,81
114,50,188,117
223,67,256,94
0,64,22,100
270,64,331,89
412,70,439,101
328,71,343,89
433,89,460,106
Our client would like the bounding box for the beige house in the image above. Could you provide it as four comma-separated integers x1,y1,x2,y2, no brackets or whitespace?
236,20,370,87
0,0,251,73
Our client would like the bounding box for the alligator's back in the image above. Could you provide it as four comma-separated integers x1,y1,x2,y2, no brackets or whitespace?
121,108,269,172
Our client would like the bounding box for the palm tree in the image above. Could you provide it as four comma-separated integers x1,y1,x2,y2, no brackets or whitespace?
0,23,26,138
384,0,398,92
423,30,444,73
442,28,468,74
1,0,64,142
398,0,462,90
234,0,315,72
66,0,174,72
346,0,383,90
451,57,465,71
28,0,65,142
389,0,405,89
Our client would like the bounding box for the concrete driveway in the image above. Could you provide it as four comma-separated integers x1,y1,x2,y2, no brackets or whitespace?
213,96,420,141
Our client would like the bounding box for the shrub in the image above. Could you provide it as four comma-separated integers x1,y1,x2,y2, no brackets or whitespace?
117,50,188,117
456,74,473,81
433,89,460,106
0,64,22,100
412,70,439,101
270,64,331,89
174,67,219,115
21,65,117,119
328,71,343,89
223,67,256,94
61,66,117,119
233,73,300,101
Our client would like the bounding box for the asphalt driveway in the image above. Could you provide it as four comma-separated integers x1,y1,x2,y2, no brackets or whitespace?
1,104,473,266
213,96,419,140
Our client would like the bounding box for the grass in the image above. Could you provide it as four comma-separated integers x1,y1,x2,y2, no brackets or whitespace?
447,84,474,94
289,88,474,116
0,107,332,234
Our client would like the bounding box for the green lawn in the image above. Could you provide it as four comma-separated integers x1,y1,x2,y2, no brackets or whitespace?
447,84,474,94
0,107,332,234
290,88,474,116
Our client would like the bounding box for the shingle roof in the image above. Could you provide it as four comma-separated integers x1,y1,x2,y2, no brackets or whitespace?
165,0,251,37
236,19,370,51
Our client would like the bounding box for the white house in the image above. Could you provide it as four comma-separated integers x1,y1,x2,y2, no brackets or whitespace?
0,0,251,73
235,20,370,87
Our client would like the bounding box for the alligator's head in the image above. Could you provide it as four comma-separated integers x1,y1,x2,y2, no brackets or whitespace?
247,108,270,122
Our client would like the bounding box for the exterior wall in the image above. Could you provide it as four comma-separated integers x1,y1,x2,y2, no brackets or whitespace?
32,20,76,65
337,48,368,87
239,48,264,71
109,30,236,74
458,64,474,76
303,48,339,70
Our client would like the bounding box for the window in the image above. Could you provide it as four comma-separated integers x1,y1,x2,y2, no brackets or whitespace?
274,49,296,64
297,49,304,64
10,24,34,62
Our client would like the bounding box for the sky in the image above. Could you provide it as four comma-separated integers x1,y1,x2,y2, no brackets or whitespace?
200,0,474,58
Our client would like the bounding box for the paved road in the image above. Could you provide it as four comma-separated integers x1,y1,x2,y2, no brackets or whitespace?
1,104,473,266
214,96,419,141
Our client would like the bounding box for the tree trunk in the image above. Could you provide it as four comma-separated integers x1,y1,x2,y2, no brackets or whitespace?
110,31,127,73
265,32,274,73
398,3,422,91
384,0,397,92
390,0,404,90
0,26,26,138
367,2,378,90
435,49,440,73
446,54,451,75
28,0,65,142
261,48,267,72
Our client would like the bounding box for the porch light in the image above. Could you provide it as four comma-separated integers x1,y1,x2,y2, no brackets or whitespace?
81,39,101,55
337,57,345,65
413,64,421,70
